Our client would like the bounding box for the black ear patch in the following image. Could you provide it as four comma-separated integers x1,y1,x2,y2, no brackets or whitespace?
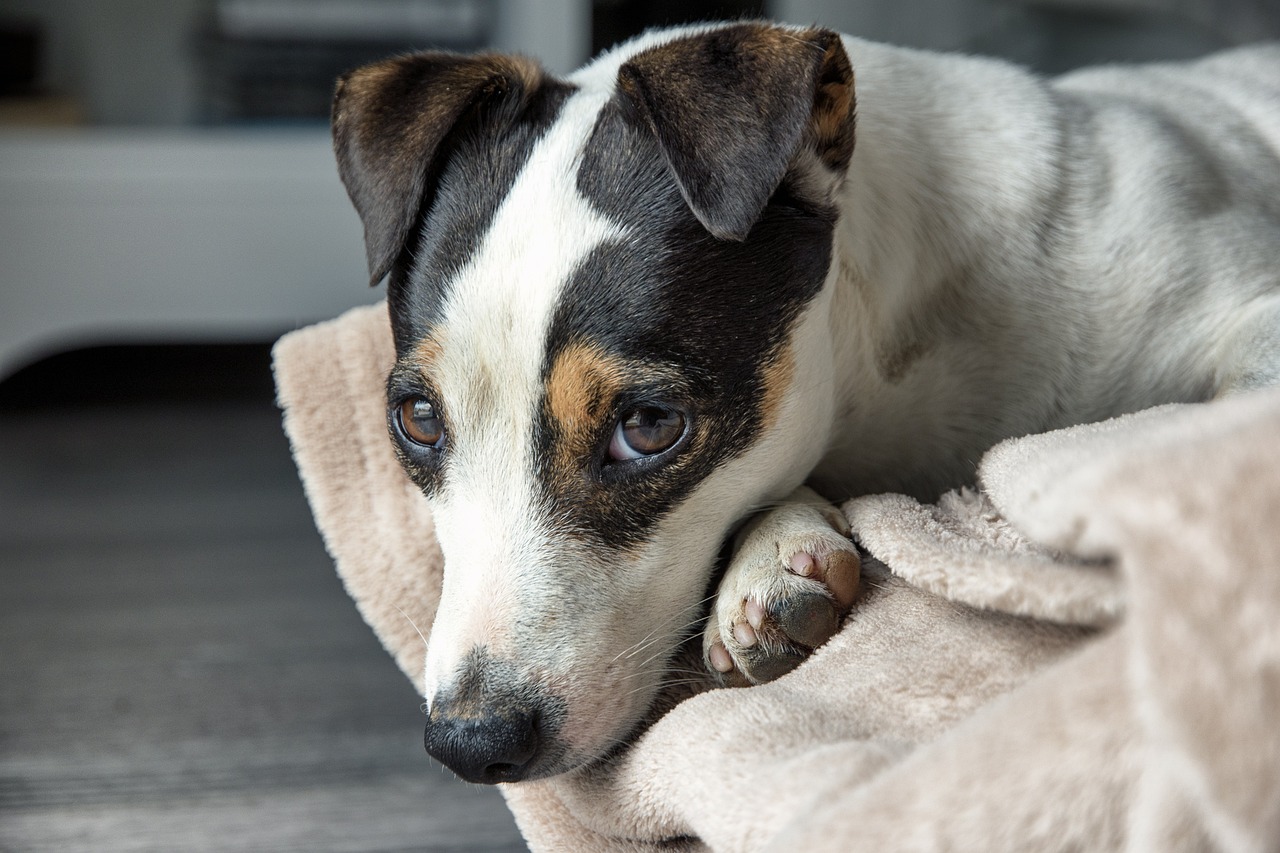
332,52,550,286
616,24,855,242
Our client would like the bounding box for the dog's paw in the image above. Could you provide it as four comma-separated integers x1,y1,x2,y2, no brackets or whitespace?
703,490,861,686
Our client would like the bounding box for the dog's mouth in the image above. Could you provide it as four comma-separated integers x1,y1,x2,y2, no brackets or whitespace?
424,535,737,778
424,635,709,784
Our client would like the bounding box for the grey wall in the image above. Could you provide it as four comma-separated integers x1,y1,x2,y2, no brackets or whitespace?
492,0,591,75
0,0,592,375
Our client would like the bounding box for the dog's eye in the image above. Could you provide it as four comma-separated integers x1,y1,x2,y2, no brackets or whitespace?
608,406,686,461
397,397,446,449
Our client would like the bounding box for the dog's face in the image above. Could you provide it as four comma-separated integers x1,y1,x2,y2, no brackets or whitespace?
333,23,855,782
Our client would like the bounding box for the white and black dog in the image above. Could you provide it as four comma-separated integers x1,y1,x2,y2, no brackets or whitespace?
331,21,1280,783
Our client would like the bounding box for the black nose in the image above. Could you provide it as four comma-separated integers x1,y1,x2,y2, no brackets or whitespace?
424,706,540,784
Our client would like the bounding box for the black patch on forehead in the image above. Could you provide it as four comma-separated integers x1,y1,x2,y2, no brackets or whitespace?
570,99,835,367
532,98,835,549
388,80,575,352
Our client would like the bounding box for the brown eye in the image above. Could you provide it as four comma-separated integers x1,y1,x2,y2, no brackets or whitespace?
608,406,686,461
398,397,445,448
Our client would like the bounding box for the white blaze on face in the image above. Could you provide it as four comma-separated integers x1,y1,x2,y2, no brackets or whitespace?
422,89,625,704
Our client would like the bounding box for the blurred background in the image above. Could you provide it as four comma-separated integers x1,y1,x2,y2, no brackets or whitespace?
0,1,1276,850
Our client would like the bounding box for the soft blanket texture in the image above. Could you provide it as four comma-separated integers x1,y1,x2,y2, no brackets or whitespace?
273,302,1280,852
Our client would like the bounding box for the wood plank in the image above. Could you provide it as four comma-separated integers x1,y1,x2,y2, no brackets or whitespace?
0,401,526,852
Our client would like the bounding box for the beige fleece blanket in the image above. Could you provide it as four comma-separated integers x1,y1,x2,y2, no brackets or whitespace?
273,302,1280,852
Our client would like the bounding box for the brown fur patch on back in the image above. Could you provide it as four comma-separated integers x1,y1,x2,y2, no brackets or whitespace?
875,266,987,383
876,336,935,383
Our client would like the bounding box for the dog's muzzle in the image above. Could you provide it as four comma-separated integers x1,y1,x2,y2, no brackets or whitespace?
424,648,563,783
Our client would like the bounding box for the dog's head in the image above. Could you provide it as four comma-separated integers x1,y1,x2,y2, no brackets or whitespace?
332,21,855,782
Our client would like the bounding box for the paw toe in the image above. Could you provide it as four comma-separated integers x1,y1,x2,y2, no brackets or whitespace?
708,641,734,673
786,548,861,610
732,619,759,649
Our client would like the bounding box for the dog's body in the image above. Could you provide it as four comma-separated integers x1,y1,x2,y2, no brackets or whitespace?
332,23,1280,783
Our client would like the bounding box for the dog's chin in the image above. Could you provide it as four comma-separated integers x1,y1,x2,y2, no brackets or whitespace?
420,540,720,777
572,554,730,776
529,627,718,782
557,546,732,778
500,707,643,782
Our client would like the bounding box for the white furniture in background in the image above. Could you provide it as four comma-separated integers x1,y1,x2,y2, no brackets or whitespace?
0,129,379,378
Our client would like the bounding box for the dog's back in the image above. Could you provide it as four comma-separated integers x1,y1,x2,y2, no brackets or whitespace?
815,38,1280,502
1048,45,1280,415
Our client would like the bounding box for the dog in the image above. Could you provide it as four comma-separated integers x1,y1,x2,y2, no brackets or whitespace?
330,21,1280,783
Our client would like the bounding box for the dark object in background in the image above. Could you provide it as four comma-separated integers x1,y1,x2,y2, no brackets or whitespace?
0,17,79,124
592,0,765,57
974,4,1233,75
198,0,490,123
0,18,41,96
0,343,277,411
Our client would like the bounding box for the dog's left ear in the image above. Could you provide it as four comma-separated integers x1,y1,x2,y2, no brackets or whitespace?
616,24,855,242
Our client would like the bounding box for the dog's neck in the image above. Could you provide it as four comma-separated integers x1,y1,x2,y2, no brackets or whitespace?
811,39,1083,498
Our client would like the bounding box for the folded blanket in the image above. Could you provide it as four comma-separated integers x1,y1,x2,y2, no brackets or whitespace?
273,302,1280,852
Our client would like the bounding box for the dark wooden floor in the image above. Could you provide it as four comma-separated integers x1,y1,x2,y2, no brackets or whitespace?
0,350,526,851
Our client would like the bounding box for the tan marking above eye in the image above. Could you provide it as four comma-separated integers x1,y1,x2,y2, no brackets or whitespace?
410,334,446,373
758,341,796,431
545,342,631,435
542,342,634,492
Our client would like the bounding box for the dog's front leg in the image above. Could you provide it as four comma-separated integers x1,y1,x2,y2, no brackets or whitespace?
702,486,862,686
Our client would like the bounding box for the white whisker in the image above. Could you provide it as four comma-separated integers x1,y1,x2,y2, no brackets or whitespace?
395,604,430,650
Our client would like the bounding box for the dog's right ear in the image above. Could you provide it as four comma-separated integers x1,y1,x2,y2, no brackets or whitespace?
332,53,546,286
616,24,855,242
